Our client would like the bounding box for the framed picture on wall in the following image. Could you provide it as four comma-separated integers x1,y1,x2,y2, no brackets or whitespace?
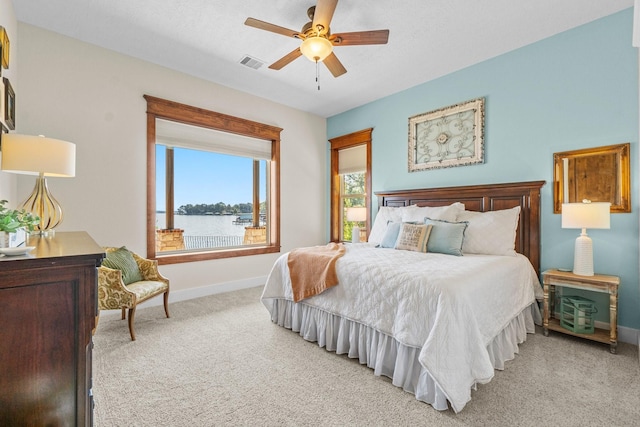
0,26,9,69
408,97,485,172
3,77,14,130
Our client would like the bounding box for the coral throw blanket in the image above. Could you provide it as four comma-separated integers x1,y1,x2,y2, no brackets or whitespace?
287,242,346,302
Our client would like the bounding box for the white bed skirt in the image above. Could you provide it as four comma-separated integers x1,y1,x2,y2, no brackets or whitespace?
268,299,538,412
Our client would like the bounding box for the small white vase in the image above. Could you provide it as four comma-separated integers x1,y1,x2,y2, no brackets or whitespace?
0,229,26,248
0,231,8,249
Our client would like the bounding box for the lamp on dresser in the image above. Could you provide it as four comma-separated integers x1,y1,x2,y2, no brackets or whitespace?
1,134,76,234
561,200,611,276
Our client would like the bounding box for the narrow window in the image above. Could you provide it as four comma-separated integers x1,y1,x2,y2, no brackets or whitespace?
329,129,372,243
339,146,366,242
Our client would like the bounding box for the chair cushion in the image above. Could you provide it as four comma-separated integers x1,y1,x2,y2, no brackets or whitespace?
126,280,169,302
102,247,143,285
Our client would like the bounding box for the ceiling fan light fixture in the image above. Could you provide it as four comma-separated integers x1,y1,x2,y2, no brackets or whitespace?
244,1,389,78
300,36,333,62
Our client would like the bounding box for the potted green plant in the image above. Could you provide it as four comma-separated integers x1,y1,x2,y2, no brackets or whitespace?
0,200,40,247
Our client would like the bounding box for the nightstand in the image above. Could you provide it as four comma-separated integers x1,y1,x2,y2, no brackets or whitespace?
542,269,620,353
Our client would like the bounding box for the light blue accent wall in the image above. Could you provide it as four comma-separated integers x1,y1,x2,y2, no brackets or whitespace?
327,9,639,329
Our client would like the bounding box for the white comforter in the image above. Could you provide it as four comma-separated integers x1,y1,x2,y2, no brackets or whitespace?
261,243,543,412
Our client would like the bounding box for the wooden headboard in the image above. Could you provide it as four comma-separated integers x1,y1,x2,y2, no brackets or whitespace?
376,181,545,274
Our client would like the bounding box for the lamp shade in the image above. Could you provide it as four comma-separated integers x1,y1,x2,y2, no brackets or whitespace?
1,134,76,177
346,207,366,222
561,202,611,229
300,36,333,62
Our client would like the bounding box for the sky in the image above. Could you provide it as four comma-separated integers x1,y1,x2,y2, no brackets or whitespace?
156,146,265,211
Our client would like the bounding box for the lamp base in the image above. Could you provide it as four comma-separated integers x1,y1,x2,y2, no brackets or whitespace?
19,174,64,234
352,226,361,243
573,232,594,276
31,229,57,237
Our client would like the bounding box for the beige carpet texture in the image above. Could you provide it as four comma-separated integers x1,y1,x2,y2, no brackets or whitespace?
93,286,640,426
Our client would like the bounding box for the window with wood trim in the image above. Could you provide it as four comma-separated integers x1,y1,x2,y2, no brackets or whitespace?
329,129,372,243
145,95,281,265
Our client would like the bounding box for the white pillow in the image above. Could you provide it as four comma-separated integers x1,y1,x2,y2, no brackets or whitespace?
368,206,404,245
457,206,521,256
401,202,464,223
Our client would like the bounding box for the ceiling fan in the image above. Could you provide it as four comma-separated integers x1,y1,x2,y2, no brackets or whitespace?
244,0,389,78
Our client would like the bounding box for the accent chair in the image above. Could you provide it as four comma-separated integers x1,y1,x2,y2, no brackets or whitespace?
97,246,170,340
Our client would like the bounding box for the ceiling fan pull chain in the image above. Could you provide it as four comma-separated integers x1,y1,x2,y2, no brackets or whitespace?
316,59,320,91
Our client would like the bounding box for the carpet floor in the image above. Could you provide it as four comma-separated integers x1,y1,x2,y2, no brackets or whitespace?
93,286,640,426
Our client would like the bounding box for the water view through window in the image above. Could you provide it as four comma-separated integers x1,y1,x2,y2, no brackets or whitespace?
156,142,268,252
155,213,249,249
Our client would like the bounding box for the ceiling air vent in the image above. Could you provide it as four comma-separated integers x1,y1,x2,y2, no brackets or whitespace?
239,55,264,70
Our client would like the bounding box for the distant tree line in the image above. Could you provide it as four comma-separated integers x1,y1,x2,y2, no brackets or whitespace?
177,202,253,215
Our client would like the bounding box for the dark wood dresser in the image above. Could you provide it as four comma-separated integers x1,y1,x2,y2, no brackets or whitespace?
0,231,104,426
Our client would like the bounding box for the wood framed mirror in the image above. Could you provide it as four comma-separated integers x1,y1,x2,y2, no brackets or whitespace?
553,143,630,213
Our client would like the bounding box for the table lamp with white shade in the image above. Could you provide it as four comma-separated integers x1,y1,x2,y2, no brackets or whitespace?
346,207,366,243
1,134,76,234
561,200,611,276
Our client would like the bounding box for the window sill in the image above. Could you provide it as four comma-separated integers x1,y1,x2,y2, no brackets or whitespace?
154,245,281,265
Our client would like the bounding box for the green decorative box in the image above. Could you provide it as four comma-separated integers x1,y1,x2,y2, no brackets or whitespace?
560,296,597,334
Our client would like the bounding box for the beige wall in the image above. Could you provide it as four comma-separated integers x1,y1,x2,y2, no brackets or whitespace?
0,0,18,202
16,23,328,295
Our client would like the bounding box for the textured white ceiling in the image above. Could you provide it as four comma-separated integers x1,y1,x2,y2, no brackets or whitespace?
14,0,634,117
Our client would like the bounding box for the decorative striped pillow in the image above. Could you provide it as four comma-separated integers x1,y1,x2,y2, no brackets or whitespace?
102,247,143,285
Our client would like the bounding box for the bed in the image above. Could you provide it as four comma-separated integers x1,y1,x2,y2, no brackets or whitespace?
261,180,545,413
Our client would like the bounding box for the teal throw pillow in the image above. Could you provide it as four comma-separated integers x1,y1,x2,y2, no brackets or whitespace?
102,246,143,285
379,222,402,248
424,218,468,256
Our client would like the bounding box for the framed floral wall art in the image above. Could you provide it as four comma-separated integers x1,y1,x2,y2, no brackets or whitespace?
408,97,485,172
